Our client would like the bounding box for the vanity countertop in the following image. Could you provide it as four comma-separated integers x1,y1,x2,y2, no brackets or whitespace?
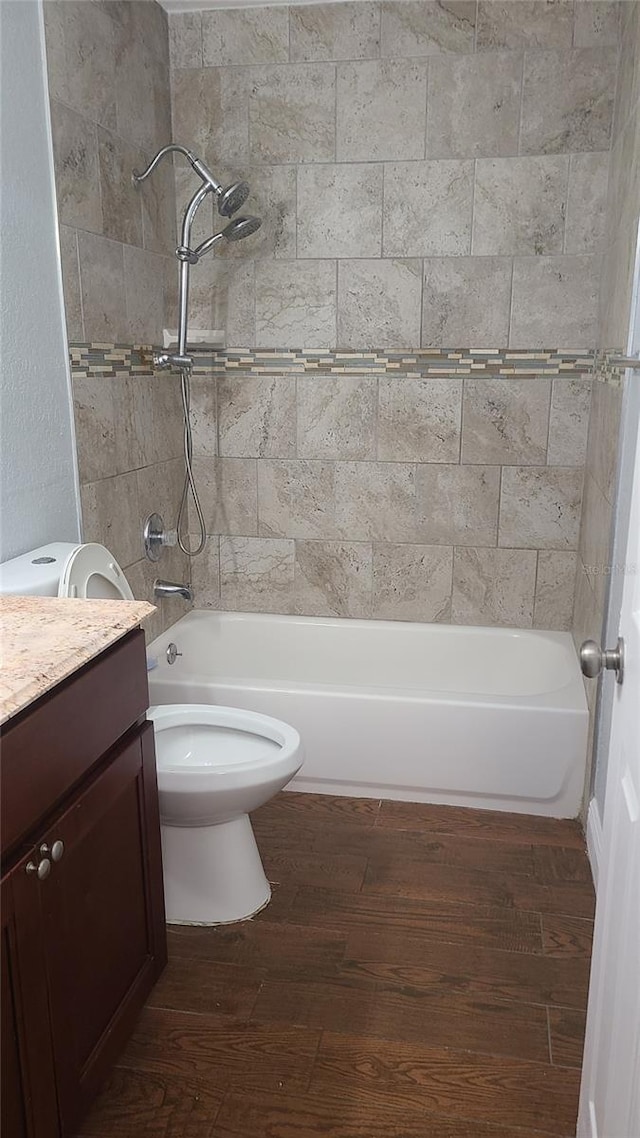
0,595,155,726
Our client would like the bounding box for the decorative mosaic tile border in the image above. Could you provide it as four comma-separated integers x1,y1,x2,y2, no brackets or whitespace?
592,350,632,389
69,343,597,381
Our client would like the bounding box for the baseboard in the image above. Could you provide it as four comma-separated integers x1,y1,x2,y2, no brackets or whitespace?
587,796,603,891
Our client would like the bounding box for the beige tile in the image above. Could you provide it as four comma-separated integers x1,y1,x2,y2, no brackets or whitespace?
337,259,422,349
77,231,127,342
373,543,453,621
580,471,614,592
202,7,289,66
452,547,538,627
59,226,84,342
547,377,592,466
151,373,185,464
473,157,568,256
383,160,473,256
136,460,186,559
80,471,140,569
124,559,163,643
572,555,602,652
297,164,383,258
336,60,427,161
62,0,118,130
520,47,616,155
190,536,221,609
335,462,417,542
422,257,512,348
377,377,462,462
294,540,373,617
225,261,257,349
169,11,202,69
249,63,336,164
220,536,295,613
97,127,144,247
534,550,578,630
172,66,250,168
50,101,102,233
290,3,380,62
191,457,258,536
416,464,500,546
190,378,218,459
255,261,336,349
573,2,619,47
612,1,640,144
461,377,551,465
72,375,116,484
476,1,574,50
140,148,177,257
218,375,297,458
115,28,172,158
565,152,609,254
297,376,376,460
381,1,476,56
585,378,623,504
188,259,256,349
43,1,69,105
427,51,522,159
124,247,165,345
510,256,599,349
499,466,584,550
258,459,337,539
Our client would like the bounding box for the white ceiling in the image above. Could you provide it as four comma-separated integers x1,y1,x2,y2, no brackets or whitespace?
159,0,359,11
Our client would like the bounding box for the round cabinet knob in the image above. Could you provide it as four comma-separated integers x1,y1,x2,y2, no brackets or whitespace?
26,858,51,880
40,840,65,862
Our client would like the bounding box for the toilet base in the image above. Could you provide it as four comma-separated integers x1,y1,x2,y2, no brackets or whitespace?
160,813,271,925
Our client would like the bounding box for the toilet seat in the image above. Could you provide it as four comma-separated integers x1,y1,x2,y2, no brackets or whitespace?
148,704,299,776
58,543,134,601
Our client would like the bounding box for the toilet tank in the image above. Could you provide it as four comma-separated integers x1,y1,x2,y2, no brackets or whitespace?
0,543,78,596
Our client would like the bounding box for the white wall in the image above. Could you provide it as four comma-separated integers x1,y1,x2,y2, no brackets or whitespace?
0,0,80,562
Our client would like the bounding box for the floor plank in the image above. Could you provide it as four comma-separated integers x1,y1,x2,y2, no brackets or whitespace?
311,1031,581,1135
77,1065,223,1137
255,792,380,827
167,920,347,978
548,1007,588,1069
376,801,586,849
262,848,368,892
542,915,595,958
147,957,265,1018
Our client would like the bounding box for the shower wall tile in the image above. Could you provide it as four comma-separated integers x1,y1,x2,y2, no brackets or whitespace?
380,1,476,57
297,376,377,461
190,378,218,459
452,547,538,627
255,260,337,348
334,462,417,543
58,0,119,131
372,543,453,622
533,550,577,631
190,536,221,609
249,63,336,164
383,160,473,257
461,377,552,466
297,164,383,259
499,466,584,550
426,52,522,159
192,457,259,536
123,247,165,345
377,377,462,463
218,374,297,458
72,375,117,485
80,471,140,571
509,256,600,348
290,2,380,62
294,540,373,617
220,536,295,613
476,2,574,51
547,377,592,467
76,231,127,343
416,464,501,547
169,11,203,70
258,459,337,539
336,60,427,162
337,260,422,349
421,257,512,348
216,166,297,261
98,128,144,247
520,47,616,155
202,8,289,66
573,1,620,47
472,156,568,256
50,101,102,233
58,226,84,343
564,152,609,255
140,152,177,257
172,66,251,168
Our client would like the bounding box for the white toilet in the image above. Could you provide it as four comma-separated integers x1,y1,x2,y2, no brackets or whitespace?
0,542,303,924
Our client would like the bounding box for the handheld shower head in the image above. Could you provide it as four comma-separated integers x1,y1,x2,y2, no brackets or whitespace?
222,216,262,242
218,181,250,217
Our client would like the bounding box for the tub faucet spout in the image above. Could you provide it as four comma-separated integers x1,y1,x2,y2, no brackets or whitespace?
154,579,193,602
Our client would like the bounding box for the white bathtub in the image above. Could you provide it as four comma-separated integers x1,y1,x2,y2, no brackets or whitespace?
147,611,588,818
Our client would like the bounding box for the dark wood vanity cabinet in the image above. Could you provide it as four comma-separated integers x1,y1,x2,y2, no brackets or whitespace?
1,629,167,1138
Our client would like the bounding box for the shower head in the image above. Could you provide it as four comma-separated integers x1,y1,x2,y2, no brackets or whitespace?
218,181,250,218
222,216,262,242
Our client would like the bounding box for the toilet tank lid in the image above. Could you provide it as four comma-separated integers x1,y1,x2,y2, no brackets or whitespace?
0,543,79,596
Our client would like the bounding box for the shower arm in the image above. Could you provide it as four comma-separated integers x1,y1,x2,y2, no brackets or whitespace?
132,144,222,194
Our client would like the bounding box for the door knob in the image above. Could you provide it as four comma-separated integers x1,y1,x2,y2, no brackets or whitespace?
26,858,51,880
40,840,64,862
580,637,624,684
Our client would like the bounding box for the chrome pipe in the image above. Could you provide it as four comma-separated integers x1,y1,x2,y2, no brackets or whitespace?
153,579,194,602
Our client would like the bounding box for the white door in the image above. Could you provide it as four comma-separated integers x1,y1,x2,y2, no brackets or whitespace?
577,307,640,1132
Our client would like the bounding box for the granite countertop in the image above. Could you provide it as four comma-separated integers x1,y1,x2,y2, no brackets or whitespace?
0,596,155,726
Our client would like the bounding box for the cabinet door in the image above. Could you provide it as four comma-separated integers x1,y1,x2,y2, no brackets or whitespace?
1,854,59,1138
40,722,166,1135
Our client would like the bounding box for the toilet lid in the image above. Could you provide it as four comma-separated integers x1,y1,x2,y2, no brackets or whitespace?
58,543,134,601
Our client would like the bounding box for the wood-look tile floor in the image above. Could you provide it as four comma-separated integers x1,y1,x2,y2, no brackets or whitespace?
80,794,595,1138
